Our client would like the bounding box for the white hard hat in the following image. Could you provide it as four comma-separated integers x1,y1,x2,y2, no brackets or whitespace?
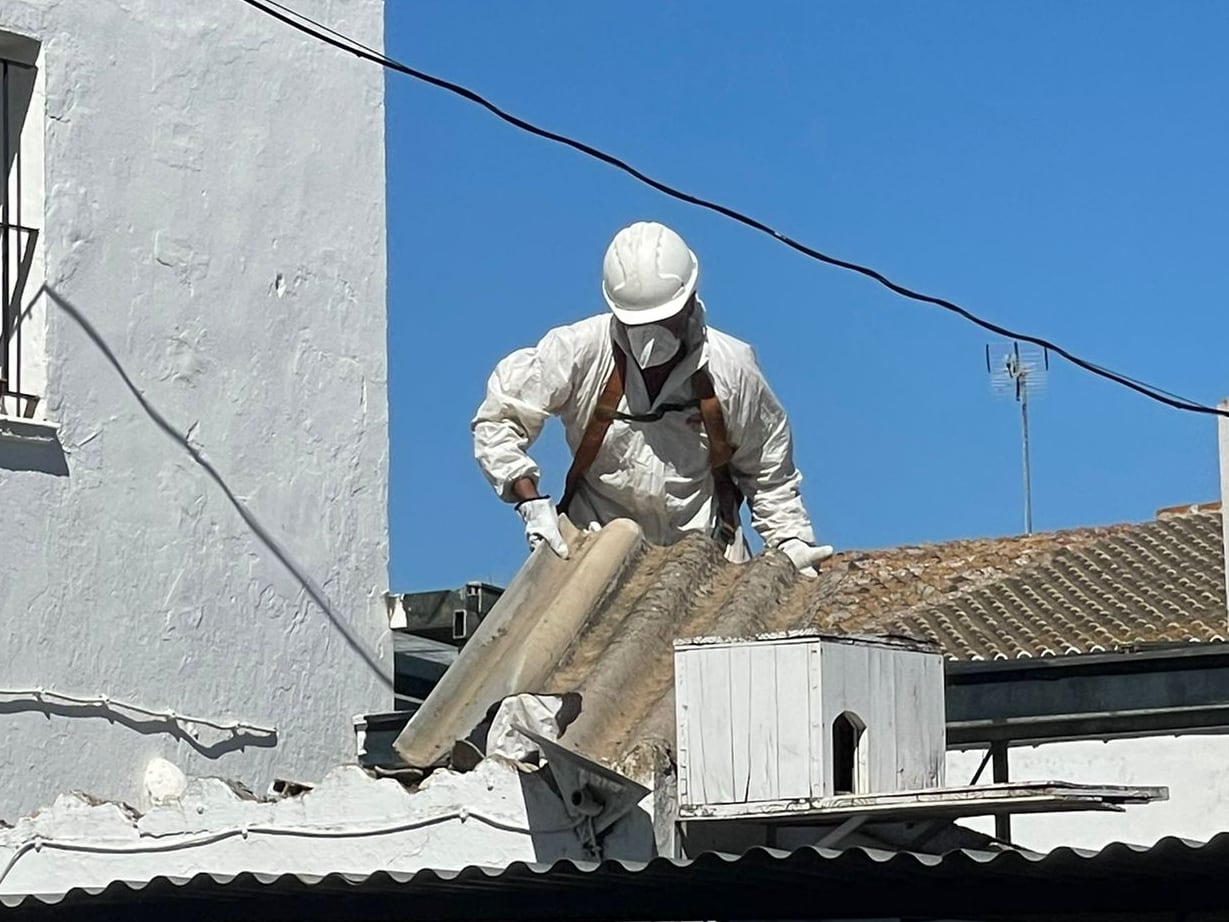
601,221,699,325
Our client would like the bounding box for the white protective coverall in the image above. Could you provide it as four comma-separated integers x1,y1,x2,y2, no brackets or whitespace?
472,303,816,561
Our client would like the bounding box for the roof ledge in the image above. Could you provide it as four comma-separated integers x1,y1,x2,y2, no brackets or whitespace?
1156,500,1221,519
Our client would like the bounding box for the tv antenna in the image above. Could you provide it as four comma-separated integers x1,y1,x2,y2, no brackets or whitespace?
986,341,1049,535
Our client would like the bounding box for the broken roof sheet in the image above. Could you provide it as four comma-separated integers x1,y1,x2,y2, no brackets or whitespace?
395,508,1228,768
7,834,1229,921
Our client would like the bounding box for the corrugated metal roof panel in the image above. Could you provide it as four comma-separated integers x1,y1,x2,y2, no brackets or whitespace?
7,835,1229,920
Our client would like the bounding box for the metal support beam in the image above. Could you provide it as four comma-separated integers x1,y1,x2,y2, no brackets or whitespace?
814,815,868,849
991,743,1010,842
946,642,1229,747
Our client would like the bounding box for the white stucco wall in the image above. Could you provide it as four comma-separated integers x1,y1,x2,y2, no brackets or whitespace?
0,757,655,903
948,734,1229,850
0,1,389,820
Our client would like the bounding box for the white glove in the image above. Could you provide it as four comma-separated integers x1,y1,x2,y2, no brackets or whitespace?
779,538,834,578
516,498,570,559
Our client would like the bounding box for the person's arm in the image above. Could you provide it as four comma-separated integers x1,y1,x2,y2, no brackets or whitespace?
473,328,579,558
510,476,543,503
472,327,577,503
727,364,814,548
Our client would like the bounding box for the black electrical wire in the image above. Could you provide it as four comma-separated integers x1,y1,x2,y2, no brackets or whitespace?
240,0,1226,420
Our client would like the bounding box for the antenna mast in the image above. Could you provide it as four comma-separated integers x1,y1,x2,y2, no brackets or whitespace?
987,342,1049,535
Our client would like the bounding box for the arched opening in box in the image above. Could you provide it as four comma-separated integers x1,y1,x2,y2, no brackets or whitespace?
832,711,867,795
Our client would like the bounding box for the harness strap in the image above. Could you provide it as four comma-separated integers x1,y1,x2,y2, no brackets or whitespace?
558,345,627,515
692,368,744,547
559,348,745,548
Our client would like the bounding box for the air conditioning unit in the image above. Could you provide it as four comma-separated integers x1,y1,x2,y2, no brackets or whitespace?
673,632,945,810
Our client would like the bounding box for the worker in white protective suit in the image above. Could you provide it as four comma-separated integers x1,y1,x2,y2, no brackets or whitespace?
472,221,833,576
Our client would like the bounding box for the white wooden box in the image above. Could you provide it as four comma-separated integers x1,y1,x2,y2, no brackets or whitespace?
674,632,946,808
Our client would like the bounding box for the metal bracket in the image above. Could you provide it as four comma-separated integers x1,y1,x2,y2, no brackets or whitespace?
513,723,649,835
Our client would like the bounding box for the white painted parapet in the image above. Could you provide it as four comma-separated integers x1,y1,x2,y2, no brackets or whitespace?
0,755,654,904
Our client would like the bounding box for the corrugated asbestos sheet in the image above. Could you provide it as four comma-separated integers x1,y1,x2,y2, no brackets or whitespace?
400,508,1227,767
6,834,1229,921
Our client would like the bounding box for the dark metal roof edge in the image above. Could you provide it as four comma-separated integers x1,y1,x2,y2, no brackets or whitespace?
7,833,1227,909
946,638,1229,679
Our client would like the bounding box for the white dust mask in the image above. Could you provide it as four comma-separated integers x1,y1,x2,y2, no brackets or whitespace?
625,324,680,368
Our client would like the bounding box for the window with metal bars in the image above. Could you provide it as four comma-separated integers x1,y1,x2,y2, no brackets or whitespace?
1,42,41,420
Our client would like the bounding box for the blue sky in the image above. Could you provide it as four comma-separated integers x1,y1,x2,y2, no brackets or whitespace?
385,2,1229,592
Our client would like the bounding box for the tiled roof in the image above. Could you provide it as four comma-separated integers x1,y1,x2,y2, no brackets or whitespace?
840,509,1228,659
395,508,1228,768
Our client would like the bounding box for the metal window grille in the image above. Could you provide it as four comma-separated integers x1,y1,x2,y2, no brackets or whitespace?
1,56,39,418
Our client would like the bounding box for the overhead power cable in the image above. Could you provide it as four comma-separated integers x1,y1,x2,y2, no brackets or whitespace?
239,0,1227,420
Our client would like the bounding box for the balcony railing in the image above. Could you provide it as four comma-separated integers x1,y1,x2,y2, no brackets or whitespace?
2,56,39,418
